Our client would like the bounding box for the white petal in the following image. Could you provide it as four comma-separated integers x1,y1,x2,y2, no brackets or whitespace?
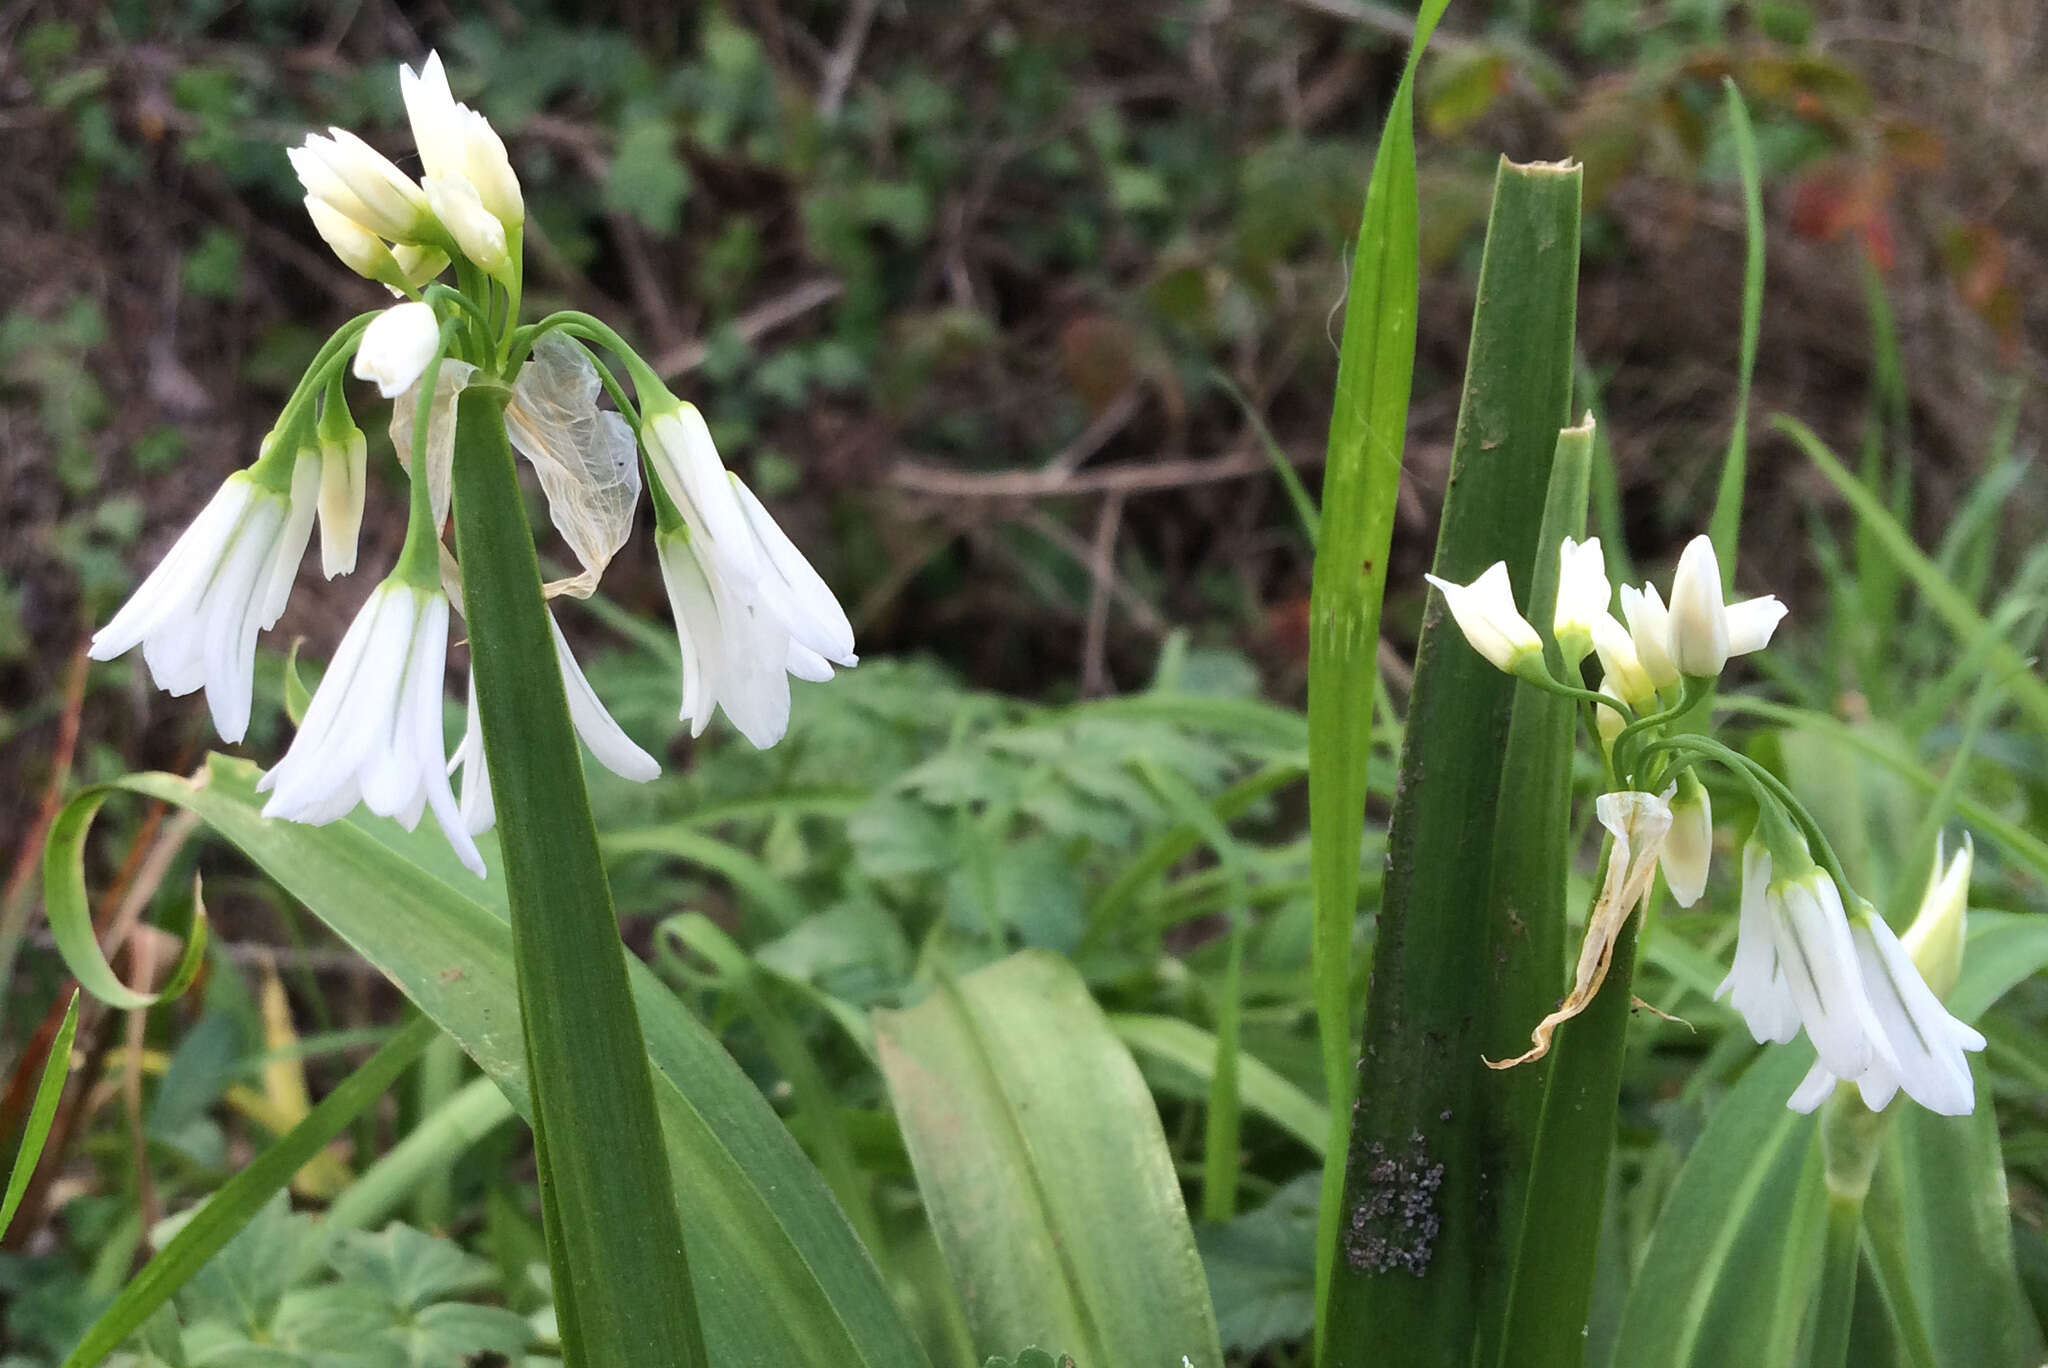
1853,913,1981,1115
1724,595,1787,657
648,406,761,584
1770,873,1876,1082
199,497,284,743
354,302,442,400
451,671,496,836
1717,843,1798,1042
550,614,660,782
1619,583,1680,691
732,478,857,665
1787,1061,1838,1114
657,533,721,736
787,642,836,682
406,596,485,877
708,576,793,749
259,457,321,628
1659,782,1711,908
401,51,465,183
92,477,254,660
361,594,436,816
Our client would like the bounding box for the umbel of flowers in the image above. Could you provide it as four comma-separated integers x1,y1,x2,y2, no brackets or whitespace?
90,52,857,879
1429,532,1983,1115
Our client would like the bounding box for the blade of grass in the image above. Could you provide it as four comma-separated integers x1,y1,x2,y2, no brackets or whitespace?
327,1072,517,1234
1706,78,1764,583
0,990,78,1240
1771,415,2048,738
60,1015,437,1366
1111,1014,1328,1157
1306,0,1450,1327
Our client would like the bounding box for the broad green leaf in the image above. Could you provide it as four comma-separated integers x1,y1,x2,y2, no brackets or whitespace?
58,762,928,1368
1304,0,1450,1316
1606,1047,1829,1367
875,951,1222,1368
1324,157,1583,1368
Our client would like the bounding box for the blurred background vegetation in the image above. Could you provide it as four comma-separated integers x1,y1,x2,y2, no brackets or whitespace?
2,0,2045,1362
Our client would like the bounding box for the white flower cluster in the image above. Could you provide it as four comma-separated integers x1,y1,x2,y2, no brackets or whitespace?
90,52,857,878
1433,531,1983,1114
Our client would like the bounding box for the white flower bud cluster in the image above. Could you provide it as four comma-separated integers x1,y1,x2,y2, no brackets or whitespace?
291,50,522,290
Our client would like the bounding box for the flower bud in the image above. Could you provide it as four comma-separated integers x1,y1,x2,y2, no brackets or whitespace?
461,107,524,228
1618,583,1679,691
316,422,368,578
389,244,451,293
1660,771,1712,907
1667,535,1730,677
1899,836,1971,1001
353,301,442,399
1424,562,1544,676
302,196,401,285
290,130,431,243
424,174,509,275
1591,612,1657,706
1552,536,1610,665
1594,681,1626,761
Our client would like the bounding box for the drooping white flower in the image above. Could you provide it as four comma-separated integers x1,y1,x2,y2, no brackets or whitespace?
1591,612,1657,706
1423,562,1544,676
642,401,763,586
423,174,508,275
1660,773,1712,907
1666,535,1787,678
1552,536,1610,664
89,461,319,743
354,302,442,400
642,397,859,704
1716,840,1803,1046
449,612,661,834
1769,864,1896,1085
302,196,402,285
288,130,431,244
1788,840,1986,1115
316,422,367,578
1788,907,1986,1115
1618,583,1679,692
257,581,484,877
656,529,798,749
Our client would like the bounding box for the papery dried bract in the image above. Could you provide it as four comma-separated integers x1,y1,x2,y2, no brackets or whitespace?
505,333,641,598
1488,787,1674,1068
388,359,478,530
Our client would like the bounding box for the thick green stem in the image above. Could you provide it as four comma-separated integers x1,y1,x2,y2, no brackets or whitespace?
449,384,707,1368
1810,1192,1864,1368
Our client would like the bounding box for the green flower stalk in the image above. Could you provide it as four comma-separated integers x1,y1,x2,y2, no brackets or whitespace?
86,47,862,1367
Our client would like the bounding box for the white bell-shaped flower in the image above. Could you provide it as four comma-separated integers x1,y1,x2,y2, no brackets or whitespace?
353,302,442,400
449,612,661,835
89,461,319,743
1423,562,1543,676
1716,840,1804,1045
257,581,483,877
1552,536,1610,664
1769,862,1896,1085
642,401,763,586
